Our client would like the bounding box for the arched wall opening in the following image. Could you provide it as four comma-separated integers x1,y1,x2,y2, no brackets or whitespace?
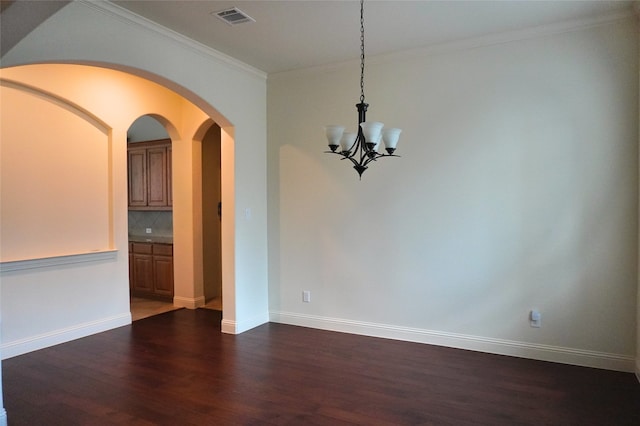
127,115,176,310
1,6,269,422
0,63,236,358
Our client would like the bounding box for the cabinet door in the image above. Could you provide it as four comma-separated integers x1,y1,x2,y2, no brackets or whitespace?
132,254,154,294
147,147,167,207
153,255,174,297
128,149,147,207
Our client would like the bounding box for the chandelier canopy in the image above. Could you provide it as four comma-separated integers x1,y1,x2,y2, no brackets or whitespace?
324,0,401,179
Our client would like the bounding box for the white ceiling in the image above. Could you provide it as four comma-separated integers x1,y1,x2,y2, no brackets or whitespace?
112,1,634,74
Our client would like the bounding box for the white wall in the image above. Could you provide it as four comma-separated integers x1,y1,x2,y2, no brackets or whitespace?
128,115,169,142
268,17,638,371
0,0,269,358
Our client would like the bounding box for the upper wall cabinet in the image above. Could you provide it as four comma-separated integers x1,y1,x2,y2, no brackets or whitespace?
128,139,172,210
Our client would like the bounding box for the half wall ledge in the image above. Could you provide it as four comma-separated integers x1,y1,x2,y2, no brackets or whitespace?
0,250,118,273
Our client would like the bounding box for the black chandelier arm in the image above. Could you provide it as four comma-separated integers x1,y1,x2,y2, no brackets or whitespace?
363,147,401,162
338,131,367,161
323,150,362,164
345,155,363,170
332,151,366,174
324,147,400,166
340,141,362,160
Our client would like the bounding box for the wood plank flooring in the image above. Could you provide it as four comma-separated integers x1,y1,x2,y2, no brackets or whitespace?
3,309,639,425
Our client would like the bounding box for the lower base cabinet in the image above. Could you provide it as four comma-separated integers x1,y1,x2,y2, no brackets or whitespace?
130,242,173,300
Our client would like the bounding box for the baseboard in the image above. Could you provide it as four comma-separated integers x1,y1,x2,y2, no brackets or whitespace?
270,311,635,372
1,313,131,360
173,296,206,309
221,311,269,335
0,408,6,426
220,319,236,334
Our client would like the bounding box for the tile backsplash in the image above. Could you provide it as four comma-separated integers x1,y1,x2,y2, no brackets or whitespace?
128,211,173,238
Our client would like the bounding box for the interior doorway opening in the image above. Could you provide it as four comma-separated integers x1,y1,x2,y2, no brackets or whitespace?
126,116,224,319
126,115,178,321
201,124,223,311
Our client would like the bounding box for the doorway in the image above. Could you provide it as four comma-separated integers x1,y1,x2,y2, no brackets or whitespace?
126,117,224,318
127,115,177,320
201,124,223,311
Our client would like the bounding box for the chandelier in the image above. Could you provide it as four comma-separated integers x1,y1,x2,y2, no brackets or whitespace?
324,0,401,179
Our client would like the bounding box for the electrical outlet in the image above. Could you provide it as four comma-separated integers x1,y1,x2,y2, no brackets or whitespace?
302,290,311,303
145,228,152,234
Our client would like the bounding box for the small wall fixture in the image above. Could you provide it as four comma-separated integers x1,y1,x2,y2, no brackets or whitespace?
324,0,401,179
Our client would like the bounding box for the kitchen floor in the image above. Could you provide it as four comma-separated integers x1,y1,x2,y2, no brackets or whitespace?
203,297,222,311
130,296,222,321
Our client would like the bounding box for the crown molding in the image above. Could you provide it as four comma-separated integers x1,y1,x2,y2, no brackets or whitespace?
80,0,266,80
270,7,635,81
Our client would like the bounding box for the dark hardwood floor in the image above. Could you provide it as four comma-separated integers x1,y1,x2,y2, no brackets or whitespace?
3,309,639,425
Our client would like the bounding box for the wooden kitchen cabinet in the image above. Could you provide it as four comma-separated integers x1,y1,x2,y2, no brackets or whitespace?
128,139,172,210
146,146,168,207
152,243,173,297
127,148,147,207
133,254,154,293
129,242,173,300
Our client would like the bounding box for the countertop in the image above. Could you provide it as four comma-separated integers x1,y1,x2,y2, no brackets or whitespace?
129,235,173,244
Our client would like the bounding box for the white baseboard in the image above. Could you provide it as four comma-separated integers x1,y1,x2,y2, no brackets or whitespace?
0,408,6,426
270,311,635,373
221,311,269,335
1,313,131,360
174,296,206,309
220,319,236,334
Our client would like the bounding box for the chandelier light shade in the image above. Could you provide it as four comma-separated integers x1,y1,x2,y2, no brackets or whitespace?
324,0,401,179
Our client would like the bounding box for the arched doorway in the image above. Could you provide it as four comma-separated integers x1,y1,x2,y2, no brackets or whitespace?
125,115,224,319
127,115,177,320
0,64,235,340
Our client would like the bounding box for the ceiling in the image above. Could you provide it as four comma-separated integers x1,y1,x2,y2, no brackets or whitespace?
0,1,634,73
111,1,634,74
0,0,69,57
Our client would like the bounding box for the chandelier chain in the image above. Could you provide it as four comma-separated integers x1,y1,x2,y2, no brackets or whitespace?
360,0,365,103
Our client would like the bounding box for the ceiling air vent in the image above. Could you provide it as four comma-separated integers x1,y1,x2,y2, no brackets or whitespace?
213,7,255,26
